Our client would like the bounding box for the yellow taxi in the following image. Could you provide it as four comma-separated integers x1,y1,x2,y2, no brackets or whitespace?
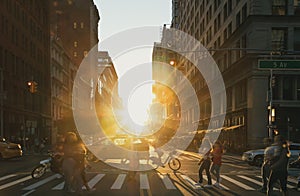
0,138,23,159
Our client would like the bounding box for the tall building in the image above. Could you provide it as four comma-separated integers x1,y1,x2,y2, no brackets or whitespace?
50,37,77,143
0,0,51,147
50,0,100,67
171,0,300,151
50,0,100,143
95,51,120,136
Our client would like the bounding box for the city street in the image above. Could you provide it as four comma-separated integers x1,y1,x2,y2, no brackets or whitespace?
0,153,299,196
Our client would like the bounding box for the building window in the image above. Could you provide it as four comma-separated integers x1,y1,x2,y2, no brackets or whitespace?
297,76,300,100
223,3,228,22
242,3,247,23
236,12,241,28
294,28,300,51
271,28,287,51
295,0,300,15
73,22,77,29
283,76,294,100
272,0,287,15
74,41,77,47
83,51,88,57
80,22,84,29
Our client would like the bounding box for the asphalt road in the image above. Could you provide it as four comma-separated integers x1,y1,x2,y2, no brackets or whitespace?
0,153,299,196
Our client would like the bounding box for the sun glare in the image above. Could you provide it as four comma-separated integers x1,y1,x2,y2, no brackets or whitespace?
128,83,153,126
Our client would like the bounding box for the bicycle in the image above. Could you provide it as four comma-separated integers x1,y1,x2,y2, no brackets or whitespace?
149,150,181,171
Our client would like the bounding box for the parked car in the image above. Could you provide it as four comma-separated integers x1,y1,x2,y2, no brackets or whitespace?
242,142,300,166
0,138,23,159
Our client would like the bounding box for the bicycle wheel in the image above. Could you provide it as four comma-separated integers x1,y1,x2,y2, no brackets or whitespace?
168,158,181,171
31,165,47,179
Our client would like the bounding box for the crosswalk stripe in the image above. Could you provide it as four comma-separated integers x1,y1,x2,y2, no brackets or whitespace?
288,176,299,184
203,175,229,190
221,175,254,190
0,175,31,190
52,182,65,190
238,175,262,186
111,174,126,189
23,174,60,190
140,174,150,189
0,174,17,182
157,173,176,189
83,174,105,189
180,174,202,189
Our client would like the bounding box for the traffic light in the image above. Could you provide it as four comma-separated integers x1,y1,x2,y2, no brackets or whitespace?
27,81,38,93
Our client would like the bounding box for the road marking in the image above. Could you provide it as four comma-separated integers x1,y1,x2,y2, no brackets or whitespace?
221,175,254,190
140,174,150,189
22,189,35,196
0,175,31,190
288,176,298,184
0,174,17,182
203,175,229,190
83,173,105,189
52,181,65,190
180,174,202,189
157,173,176,189
23,174,60,190
238,175,262,186
111,174,126,189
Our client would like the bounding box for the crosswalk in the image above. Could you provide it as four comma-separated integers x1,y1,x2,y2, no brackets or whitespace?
0,170,298,195
0,155,299,195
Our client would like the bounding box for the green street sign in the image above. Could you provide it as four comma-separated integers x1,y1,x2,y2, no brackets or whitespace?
258,60,300,70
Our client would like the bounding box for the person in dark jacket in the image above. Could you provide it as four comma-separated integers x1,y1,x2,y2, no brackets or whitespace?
267,135,290,196
195,138,212,188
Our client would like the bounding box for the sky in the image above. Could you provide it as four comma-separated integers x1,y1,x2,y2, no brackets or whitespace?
93,1,172,129
94,0,172,41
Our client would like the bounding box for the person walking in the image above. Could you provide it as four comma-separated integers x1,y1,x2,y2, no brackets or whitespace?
267,135,290,196
62,132,94,193
196,138,212,188
210,141,224,188
257,139,275,193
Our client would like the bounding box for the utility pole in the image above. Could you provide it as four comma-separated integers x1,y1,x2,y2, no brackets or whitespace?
268,69,273,139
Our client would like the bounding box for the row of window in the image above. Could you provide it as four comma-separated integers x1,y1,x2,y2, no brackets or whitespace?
272,75,300,101
73,22,85,29
73,51,88,58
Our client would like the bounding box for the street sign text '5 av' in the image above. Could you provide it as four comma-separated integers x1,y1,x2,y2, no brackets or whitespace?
258,60,300,70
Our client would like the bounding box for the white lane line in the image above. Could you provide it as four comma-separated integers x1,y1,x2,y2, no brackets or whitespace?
111,174,126,189
0,174,17,182
182,157,194,161
180,175,202,189
140,174,150,189
203,175,229,190
288,176,299,184
23,174,60,190
0,175,32,190
255,176,282,190
157,173,176,189
83,174,105,190
221,175,254,190
52,181,65,190
238,175,262,186
21,189,35,196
